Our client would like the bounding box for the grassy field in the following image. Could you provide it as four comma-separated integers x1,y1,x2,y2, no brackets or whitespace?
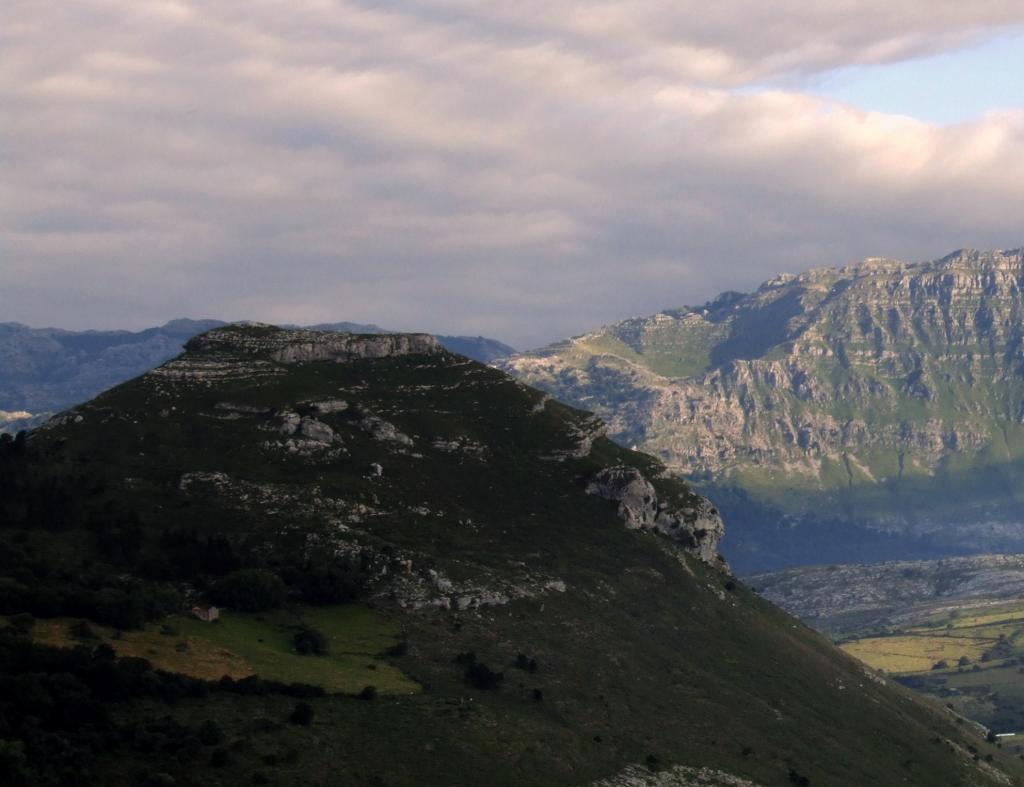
839,600,1024,731
20,604,419,695
841,634,996,673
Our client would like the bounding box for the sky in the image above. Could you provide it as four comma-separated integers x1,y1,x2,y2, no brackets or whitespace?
3,2,1024,349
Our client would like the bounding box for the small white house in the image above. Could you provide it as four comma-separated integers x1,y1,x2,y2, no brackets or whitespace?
191,605,220,622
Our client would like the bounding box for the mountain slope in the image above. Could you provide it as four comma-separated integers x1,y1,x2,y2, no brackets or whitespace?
1,324,1020,786
500,248,1024,571
0,320,515,432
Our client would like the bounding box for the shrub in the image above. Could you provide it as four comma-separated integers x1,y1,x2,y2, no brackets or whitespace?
289,702,315,726
210,748,229,768
8,612,34,634
136,773,177,787
357,685,378,701
465,661,503,690
0,740,29,784
69,620,99,641
294,628,329,656
209,570,286,612
455,650,503,689
198,720,225,746
289,558,369,605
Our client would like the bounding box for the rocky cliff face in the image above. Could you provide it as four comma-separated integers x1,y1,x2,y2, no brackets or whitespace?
500,249,1024,564
0,321,513,433
185,324,443,363
586,466,725,565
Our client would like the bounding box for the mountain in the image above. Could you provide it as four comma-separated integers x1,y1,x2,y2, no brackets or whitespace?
499,248,1024,572
0,320,515,433
305,323,516,362
431,334,516,363
0,319,225,425
1,324,1016,786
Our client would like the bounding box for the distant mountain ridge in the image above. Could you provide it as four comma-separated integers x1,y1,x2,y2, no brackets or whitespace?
0,319,515,431
500,248,1024,571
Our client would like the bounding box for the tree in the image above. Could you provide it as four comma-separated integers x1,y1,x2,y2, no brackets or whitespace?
294,628,329,656
357,685,377,700
210,748,230,767
455,651,504,689
210,569,286,612
465,661,503,690
291,558,368,604
198,720,225,746
0,740,29,785
289,702,315,726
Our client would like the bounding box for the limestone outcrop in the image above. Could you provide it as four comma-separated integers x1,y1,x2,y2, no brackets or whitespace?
186,324,442,362
586,466,725,565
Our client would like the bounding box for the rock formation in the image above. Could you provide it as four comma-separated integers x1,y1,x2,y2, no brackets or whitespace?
586,467,724,564
0,320,512,433
185,325,442,362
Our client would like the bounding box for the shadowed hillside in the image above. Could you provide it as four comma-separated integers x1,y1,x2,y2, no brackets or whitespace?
0,324,1019,785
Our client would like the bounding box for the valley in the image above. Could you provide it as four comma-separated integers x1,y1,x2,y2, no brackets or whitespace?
750,555,1024,732
846,600,1024,735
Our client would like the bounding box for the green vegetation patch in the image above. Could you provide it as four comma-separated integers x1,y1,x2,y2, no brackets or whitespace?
17,605,418,695
840,599,1024,732
841,634,995,674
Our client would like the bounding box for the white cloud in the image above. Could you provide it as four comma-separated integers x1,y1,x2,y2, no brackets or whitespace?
2,1,1024,347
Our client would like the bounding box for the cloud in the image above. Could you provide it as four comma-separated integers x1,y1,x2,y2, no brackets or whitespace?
2,1,1024,347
